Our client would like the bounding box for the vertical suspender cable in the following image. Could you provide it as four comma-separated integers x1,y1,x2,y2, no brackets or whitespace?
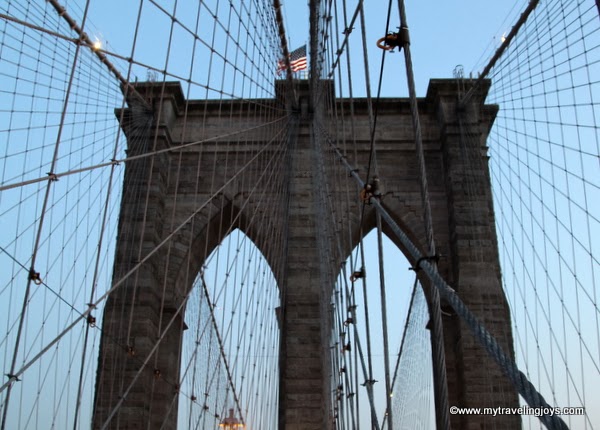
382,276,419,429
395,1,451,428
366,0,396,425
375,212,393,429
72,1,148,428
308,0,321,109
0,2,92,429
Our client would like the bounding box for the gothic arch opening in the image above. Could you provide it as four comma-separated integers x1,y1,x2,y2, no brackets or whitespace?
177,228,280,429
331,228,435,429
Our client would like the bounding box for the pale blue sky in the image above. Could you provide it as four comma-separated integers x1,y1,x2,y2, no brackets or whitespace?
278,0,527,96
2,1,597,429
83,0,529,98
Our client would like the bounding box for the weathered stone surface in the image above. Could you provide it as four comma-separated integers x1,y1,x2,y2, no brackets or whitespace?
94,79,518,429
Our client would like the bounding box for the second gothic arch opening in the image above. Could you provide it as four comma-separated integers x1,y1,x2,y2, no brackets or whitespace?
333,228,435,428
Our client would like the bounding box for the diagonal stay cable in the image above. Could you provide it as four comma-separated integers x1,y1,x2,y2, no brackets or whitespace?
1,2,95,427
0,245,85,320
157,131,289,427
198,272,245,426
104,118,288,427
0,123,289,396
71,0,148,421
328,135,570,430
326,0,365,78
0,117,287,192
0,12,78,47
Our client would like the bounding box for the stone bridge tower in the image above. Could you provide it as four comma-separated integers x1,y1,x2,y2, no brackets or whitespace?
93,79,518,429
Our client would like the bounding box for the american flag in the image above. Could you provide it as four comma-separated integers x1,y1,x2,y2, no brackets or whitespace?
277,45,307,75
